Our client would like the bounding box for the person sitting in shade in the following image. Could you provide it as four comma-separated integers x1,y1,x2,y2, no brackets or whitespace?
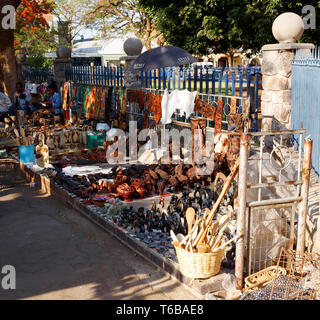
46,85,64,125
13,82,32,114
0,84,14,126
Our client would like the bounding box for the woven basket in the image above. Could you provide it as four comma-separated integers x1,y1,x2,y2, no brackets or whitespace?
174,244,225,279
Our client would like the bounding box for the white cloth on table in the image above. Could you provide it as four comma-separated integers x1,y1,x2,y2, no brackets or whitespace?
161,89,198,124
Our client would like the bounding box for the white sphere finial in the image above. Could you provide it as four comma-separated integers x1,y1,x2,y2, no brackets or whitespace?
123,38,143,56
272,12,304,43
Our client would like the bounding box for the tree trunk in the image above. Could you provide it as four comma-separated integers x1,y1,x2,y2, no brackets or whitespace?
0,45,18,97
0,0,21,98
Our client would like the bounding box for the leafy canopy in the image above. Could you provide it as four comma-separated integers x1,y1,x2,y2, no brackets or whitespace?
140,0,320,56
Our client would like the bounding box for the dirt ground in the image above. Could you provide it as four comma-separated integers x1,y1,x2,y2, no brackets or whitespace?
0,161,198,300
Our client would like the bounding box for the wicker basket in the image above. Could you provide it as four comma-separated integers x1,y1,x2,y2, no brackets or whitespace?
174,244,225,279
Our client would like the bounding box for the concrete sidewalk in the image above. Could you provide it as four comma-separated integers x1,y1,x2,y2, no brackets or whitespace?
0,162,198,300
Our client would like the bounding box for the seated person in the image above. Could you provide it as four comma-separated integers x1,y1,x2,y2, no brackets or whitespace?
0,84,14,126
13,82,32,114
46,85,64,125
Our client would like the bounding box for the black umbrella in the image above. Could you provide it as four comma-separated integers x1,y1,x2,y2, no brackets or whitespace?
131,46,197,72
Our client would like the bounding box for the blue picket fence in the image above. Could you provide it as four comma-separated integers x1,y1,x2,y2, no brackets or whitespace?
66,65,124,87
292,48,320,177
66,64,262,132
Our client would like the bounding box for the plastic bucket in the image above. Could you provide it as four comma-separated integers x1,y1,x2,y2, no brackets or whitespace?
18,145,35,163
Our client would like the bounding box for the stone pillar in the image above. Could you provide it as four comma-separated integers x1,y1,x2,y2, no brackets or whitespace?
120,38,143,122
54,45,72,90
260,13,314,140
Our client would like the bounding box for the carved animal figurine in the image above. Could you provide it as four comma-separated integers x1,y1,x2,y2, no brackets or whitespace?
71,129,80,146
63,130,72,149
53,133,61,151
35,133,49,168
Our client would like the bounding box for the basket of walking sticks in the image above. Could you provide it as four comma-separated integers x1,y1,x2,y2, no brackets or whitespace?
172,158,240,279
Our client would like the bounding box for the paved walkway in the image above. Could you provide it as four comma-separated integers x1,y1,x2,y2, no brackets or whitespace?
0,161,198,300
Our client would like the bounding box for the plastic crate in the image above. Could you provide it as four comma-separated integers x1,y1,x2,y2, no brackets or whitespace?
86,131,106,149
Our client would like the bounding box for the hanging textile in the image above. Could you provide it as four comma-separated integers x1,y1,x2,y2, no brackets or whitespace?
127,89,145,110
105,86,114,122
80,85,88,118
194,95,216,120
84,86,92,119
89,86,97,119
214,99,223,135
99,87,107,121
146,91,154,113
153,93,162,124
62,82,69,110
95,86,102,121
70,84,77,114
120,87,126,115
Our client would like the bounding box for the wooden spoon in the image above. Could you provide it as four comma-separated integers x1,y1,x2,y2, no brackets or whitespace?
208,221,219,249
197,243,210,253
186,207,195,234
170,229,178,242
211,215,230,250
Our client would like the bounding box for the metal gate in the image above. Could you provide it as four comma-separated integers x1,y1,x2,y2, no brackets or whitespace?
239,129,307,279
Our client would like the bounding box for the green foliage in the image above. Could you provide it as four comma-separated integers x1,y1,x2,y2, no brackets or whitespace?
140,0,320,56
26,54,54,70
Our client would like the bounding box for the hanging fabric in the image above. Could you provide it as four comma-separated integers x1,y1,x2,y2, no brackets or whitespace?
62,82,69,110
120,87,126,115
70,84,77,114
84,86,92,119
99,87,107,122
89,86,97,119
153,93,162,124
95,86,102,121
161,89,197,125
127,89,145,110
105,86,114,122
194,95,216,120
80,85,88,118
214,99,223,135
146,91,154,113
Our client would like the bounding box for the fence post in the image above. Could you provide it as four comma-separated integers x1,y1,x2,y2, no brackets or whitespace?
235,131,249,290
296,137,313,257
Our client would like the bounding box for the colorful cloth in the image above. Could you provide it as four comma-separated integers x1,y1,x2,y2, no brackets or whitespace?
72,85,81,114
153,93,162,124
84,86,92,119
50,92,62,115
127,89,145,110
89,86,97,119
120,87,126,115
94,86,102,120
146,91,154,113
99,87,107,121
62,82,69,110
